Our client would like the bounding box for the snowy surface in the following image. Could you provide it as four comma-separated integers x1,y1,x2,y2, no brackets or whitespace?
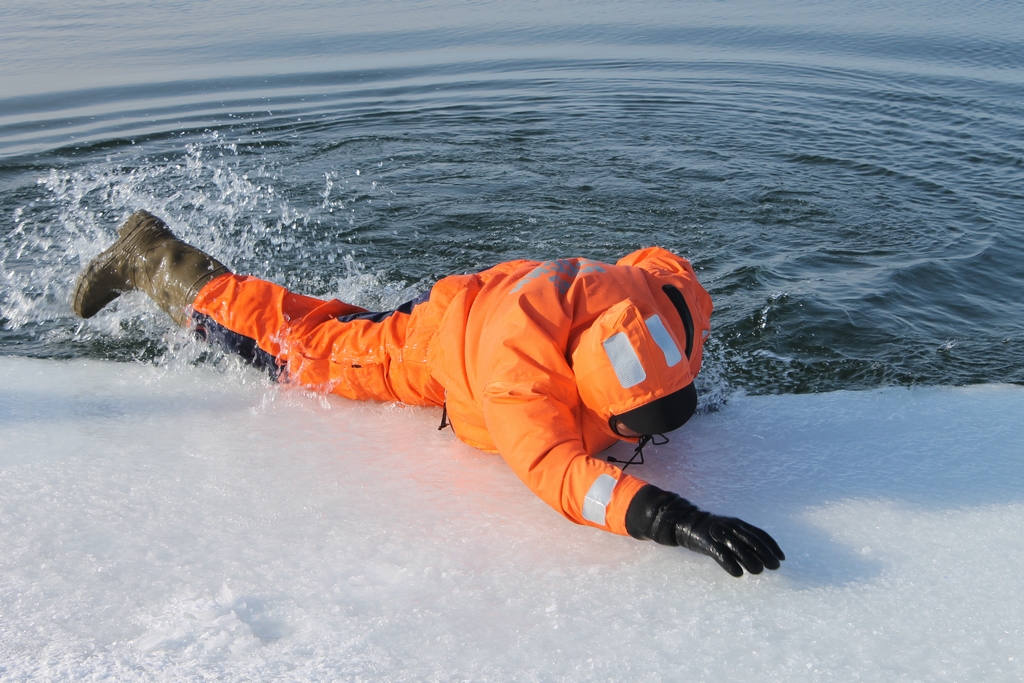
1,356,1022,682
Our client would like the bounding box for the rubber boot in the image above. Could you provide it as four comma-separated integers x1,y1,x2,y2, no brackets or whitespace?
72,210,230,326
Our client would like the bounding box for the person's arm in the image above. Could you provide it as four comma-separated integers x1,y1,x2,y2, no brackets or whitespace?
483,381,785,575
475,263,783,574
482,379,647,535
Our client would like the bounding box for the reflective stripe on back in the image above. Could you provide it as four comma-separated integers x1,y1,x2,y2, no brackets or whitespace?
602,332,646,388
645,314,682,367
581,474,618,525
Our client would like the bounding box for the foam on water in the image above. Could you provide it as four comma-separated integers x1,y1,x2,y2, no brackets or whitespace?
2,356,1021,681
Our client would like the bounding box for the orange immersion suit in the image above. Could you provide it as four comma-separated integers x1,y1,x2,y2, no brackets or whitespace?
191,247,713,537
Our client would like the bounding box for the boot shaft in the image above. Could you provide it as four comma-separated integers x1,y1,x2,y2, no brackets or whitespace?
72,210,229,325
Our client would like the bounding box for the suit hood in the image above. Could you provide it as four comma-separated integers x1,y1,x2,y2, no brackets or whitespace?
571,296,696,435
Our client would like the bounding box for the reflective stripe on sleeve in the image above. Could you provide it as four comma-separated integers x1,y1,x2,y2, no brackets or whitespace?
645,314,682,367
581,474,618,526
602,332,646,388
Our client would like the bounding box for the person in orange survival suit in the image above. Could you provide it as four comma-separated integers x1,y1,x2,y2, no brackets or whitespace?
72,210,784,577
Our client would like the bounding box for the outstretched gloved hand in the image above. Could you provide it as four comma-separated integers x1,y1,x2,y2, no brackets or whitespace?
625,484,785,577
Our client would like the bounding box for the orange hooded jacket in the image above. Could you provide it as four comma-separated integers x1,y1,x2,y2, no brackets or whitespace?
192,247,713,537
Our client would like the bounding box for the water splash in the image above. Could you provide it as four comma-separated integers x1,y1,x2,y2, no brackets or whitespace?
0,133,412,365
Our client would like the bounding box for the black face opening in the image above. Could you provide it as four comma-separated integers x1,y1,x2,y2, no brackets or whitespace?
610,382,698,437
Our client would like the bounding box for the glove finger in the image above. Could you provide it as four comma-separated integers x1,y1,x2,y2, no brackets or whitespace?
721,532,766,575
733,522,785,566
705,542,744,577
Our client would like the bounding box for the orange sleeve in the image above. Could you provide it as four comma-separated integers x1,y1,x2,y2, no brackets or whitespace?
482,380,646,535
475,290,646,536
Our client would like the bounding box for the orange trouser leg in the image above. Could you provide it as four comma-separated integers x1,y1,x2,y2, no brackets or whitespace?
191,273,444,406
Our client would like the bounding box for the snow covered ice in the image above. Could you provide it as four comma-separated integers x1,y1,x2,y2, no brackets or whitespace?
1,356,1022,681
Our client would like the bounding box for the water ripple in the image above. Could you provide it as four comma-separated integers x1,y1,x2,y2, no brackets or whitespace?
2,0,1022,392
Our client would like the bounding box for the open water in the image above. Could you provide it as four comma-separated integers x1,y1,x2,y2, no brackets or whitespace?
1,0,1023,396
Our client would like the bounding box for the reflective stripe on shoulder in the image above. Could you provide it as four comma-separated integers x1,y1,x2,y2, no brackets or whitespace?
645,314,682,367
581,474,618,526
602,332,646,388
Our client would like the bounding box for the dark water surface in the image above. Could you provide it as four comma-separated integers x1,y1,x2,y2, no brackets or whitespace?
2,0,1022,397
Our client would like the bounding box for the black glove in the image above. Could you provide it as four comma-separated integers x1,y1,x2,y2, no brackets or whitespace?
625,484,785,577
